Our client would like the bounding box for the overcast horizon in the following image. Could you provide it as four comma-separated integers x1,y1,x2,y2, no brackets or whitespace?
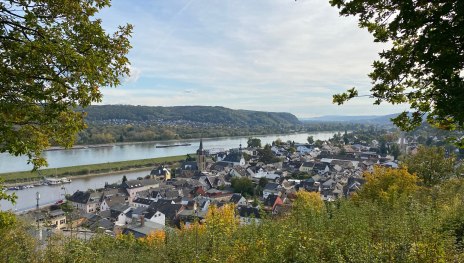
97,0,410,118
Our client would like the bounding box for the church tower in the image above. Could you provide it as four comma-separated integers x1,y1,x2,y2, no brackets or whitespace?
197,138,206,171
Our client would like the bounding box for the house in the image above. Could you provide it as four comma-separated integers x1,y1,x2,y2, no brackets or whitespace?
296,144,312,154
122,220,165,239
263,183,282,199
253,168,281,182
48,209,67,229
299,161,315,173
123,178,160,202
297,178,320,193
148,201,183,226
109,204,132,226
194,196,211,212
142,209,166,226
67,190,102,213
237,206,261,225
264,194,284,212
132,197,155,208
229,193,247,206
343,177,365,198
150,165,171,180
229,167,247,177
313,163,330,175
220,149,246,166
100,195,126,212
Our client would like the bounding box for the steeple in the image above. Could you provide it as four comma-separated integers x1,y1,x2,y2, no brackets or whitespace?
197,138,206,172
197,138,204,155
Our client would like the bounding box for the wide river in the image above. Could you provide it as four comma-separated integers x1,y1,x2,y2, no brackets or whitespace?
1,132,337,211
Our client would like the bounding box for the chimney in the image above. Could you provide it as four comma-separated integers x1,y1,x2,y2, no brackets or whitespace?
140,215,145,227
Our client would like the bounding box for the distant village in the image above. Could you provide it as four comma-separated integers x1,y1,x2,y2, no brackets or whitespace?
24,135,404,239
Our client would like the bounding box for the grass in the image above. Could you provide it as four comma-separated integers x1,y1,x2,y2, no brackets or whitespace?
0,154,194,183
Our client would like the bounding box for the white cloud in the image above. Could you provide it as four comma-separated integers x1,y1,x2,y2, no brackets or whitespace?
98,0,405,117
124,65,141,83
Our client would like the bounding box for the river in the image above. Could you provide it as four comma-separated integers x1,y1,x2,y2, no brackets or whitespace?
1,131,337,211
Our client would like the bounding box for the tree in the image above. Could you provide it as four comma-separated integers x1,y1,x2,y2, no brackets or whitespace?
258,177,268,188
247,137,261,148
314,139,323,148
331,0,464,145
307,136,314,145
0,179,16,228
0,0,133,169
231,177,254,196
402,146,461,186
355,166,419,204
257,144,280,164
389,143,401,160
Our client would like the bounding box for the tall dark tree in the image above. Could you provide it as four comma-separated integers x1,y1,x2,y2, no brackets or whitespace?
331,0,464,146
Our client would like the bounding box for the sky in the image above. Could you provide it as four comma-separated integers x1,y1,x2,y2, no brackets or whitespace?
97,0,409,118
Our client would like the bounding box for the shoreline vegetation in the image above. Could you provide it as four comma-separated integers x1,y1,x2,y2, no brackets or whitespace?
0,155,192,185
46,130,340,151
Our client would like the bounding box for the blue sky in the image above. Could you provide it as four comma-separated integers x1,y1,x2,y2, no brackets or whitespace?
97,0,409,118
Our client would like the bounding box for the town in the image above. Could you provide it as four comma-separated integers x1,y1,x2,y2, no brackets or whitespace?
23,131,407,240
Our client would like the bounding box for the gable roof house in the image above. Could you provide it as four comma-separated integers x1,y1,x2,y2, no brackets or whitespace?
109,204,132,226
237,206,261,225
220,149,246,166
299,161,315,173
263,183,282,199
132,197,155,208
122,220,165,239
100,195,127,212
229,193,247,206
264,194,284,212
149,201,184,226
123,178,160,202
67,190,102,213
343,177,366,198
150,165,172,180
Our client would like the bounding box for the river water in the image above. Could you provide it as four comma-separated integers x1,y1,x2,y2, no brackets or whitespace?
0,132,337,211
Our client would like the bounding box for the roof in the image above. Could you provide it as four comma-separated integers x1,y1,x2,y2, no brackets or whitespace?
301,162,315,168
67,191,100,204
133,197,155,206
89,218,114,231
122,221,165,238
223,151,243,163
49,209,65,218
264,195,280,207
124,178,159,189
263,183,281,191
110,203,130,213
149,202,183,220
229,193,244,204
237,206,261,219
103,195,126,207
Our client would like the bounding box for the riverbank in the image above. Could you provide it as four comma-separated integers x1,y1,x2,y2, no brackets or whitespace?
0,154,192,185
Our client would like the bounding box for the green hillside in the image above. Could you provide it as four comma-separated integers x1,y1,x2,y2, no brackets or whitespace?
83,105,301,127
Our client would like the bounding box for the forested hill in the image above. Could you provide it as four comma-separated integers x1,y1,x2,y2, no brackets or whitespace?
83,105,301,126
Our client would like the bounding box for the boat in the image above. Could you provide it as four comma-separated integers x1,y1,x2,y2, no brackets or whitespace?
155,143,191,148
60,178,72,184
45,178,62,185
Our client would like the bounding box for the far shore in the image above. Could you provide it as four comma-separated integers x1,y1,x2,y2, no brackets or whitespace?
44,130,338,151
